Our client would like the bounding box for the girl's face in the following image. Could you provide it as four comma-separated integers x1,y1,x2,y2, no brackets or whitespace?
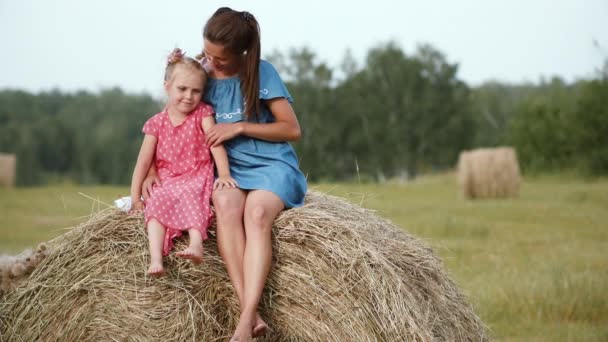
164,66,204,115
203,39,240,75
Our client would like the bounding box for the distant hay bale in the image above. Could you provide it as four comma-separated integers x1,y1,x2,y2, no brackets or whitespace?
0,191,487,341
0,153,16,188
458,147,521,199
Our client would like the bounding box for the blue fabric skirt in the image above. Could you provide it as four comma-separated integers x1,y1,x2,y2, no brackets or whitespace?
224,136,307,208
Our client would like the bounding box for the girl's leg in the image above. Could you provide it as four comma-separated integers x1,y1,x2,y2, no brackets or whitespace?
147,218,166,276
232,190,284,341
176,228,204,264
213,188,247,304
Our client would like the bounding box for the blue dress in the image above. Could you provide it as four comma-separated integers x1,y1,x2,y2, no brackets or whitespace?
204,60,307,208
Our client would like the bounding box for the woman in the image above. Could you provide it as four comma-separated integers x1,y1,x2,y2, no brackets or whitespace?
144,7,306,342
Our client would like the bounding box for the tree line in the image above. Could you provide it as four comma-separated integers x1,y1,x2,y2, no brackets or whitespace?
1,42,606,185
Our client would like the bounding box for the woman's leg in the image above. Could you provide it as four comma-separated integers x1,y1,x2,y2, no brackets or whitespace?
147,218,166,276
213,188,247,305
232,190,284,341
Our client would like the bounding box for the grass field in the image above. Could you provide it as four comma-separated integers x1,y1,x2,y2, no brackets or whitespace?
1,174,606,341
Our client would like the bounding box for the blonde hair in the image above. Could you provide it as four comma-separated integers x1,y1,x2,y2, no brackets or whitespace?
164,48,207,85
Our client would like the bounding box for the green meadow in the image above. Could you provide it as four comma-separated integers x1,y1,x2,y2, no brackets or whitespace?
1,174,606,341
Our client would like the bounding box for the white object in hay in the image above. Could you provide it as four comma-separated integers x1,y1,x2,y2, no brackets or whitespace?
114,196,132,212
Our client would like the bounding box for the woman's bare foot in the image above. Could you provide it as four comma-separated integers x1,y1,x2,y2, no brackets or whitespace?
147,262,165,277
230,314,254,342
175,245,203,265
252,313,268,337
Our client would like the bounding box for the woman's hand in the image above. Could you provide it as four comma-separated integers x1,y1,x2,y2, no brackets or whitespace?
142,173,160,201
214,175,238,190
206,123,243,147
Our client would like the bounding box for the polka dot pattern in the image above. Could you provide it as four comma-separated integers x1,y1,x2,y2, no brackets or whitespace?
142,103,215,255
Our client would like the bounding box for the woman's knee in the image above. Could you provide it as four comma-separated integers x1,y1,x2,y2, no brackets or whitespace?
213,190,245,218
249,206,267,224
245,205,275,235
244,191,283,233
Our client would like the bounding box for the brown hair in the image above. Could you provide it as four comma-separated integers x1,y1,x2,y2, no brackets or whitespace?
164,48,206,85
203,7,261,118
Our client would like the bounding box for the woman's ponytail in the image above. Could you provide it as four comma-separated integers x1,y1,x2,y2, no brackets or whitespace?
203,8,261,119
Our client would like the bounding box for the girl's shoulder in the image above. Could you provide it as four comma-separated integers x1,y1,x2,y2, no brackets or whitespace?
142,110,167,136
199,102,214,112
145,110,167,124
192,102,214,118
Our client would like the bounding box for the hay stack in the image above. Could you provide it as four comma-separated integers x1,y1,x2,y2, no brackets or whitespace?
0,153,16,188
458,147,521,199
0,244,49,296
0,191,487,341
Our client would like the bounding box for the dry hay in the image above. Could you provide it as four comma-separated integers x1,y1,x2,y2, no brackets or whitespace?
0,244,49,296
457,147,521,199
0,191,487,341
0,153,16,188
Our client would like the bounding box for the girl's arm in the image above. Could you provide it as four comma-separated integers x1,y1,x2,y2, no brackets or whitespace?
202,116,238,190
142,160,159,201
130,135,157,209
206,97,301,147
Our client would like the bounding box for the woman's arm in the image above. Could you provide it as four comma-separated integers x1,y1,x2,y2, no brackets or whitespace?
206,97,301,147
130,135,157,208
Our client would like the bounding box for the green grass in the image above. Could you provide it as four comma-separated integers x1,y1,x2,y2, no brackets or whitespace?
0,185,126,252
1,174,607,341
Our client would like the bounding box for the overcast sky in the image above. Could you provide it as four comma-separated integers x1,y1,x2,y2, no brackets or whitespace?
0,0,606,97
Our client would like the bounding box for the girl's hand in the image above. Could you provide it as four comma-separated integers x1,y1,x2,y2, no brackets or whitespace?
142,174,160,201
129,200,145,215
206,123,243,147
214,175,238,190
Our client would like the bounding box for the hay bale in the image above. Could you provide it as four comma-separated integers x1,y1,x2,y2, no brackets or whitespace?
457,147,521,199
0,153,16,188
0,191,487,341
0,244,49,296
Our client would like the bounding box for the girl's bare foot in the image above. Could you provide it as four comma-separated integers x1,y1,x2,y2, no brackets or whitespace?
252,313,268,337
147,262,165,277
230,315,254,342
175,245,203,265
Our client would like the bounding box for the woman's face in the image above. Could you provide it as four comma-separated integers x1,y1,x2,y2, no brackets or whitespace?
203,39,240,75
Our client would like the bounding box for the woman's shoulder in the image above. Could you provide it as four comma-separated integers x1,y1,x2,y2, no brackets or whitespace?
258,60,292,102
259,60,280,77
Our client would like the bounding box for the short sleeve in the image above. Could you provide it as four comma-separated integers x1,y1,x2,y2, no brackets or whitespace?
200,102,215,118
142,113,162,136
259,60,293,103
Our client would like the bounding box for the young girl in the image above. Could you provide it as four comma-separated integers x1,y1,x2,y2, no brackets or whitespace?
130,48,236,276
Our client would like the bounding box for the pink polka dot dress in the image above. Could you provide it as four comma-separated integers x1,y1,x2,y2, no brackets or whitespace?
142,103,215,256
